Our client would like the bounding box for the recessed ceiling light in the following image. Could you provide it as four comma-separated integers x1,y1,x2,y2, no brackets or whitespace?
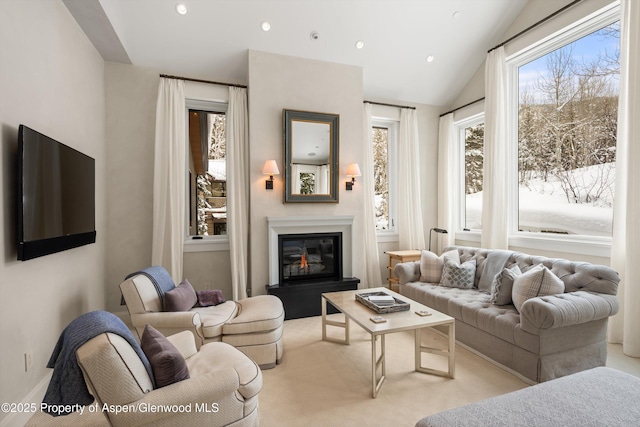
310,31,320,41
355,40,365,49
426,54,435,63
452,11,460,19
261,21,271,32
175,3,187,15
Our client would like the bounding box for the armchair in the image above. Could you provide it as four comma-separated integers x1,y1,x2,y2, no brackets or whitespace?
120,272,284,369
26,331,261,426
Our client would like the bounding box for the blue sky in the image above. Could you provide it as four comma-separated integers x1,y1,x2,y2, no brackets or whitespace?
519,22,620,100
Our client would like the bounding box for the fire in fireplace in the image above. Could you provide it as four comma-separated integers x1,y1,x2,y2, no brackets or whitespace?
278,232,342,285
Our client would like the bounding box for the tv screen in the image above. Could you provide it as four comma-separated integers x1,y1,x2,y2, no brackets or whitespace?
18,125,96,260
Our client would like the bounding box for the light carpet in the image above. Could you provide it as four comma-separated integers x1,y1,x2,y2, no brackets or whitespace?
259,314,528,427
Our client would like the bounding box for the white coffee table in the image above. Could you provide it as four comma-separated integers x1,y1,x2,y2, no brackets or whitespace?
321,287,455,398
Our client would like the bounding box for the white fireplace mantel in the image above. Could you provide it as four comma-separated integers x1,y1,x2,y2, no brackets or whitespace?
267,215,354,286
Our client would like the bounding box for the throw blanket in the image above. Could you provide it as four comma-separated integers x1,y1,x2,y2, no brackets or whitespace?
43,311,155,416
477,250,513,292
125,266,175,309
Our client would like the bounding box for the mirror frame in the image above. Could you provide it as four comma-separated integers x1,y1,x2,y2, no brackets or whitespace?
283,109,339,203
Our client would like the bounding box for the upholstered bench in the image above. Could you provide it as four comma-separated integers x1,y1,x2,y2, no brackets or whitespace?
416,367,640,426
120,272,284,369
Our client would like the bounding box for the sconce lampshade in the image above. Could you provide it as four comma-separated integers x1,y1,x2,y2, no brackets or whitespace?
262,160,280,176
345,163,361,190
346,163,361,178
263,160,279,190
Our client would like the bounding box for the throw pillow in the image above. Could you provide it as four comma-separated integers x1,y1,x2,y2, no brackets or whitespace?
512,264,565,312
440,257,476,289
490,264,522,306
420,249,460,283
164,279,198,312
196,289,225,307
140,324,190,388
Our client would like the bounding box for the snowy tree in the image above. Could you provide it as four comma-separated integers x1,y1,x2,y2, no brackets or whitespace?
465,124,484,195
299,173,315,194
208,113,226,160
517,22,619,209
372,127,389,229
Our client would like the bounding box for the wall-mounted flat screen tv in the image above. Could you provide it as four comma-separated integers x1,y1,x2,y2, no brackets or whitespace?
18,125,96,261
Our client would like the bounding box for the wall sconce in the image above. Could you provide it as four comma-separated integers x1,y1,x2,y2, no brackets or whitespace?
345,163,361,191
262,160,280,190
428,228,448,252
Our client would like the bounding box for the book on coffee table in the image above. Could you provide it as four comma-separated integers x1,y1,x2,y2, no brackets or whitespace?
367,295,395,305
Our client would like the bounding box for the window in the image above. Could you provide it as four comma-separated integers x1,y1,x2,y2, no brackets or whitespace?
372,119,398,234
186,101,228,241
460,119,484,230
514,16,619,239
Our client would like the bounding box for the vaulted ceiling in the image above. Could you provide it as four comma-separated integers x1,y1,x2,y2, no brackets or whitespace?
63,0,528,107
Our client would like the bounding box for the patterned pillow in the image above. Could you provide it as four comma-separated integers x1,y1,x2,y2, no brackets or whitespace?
512,264,564,312
490,264,522,305
420,249,460,283
440,257,476,289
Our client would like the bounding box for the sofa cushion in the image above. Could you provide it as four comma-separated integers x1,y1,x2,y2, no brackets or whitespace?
223,295,285,335
141,324,190,388
440,257,476,289
512,264,564,312
189,342,262,400
192,300,239,339
491,264,522,306
420,249,460,283
477,250,514,293
164,279,198,312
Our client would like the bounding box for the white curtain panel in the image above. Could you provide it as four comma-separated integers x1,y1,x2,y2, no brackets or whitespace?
291,164,301,193
481,46,510,249
226,87,250,301
398,108,426,250
609,0,640,357
437,113,456,254
362,103,383,287
319,164,330,194
151,78,186,283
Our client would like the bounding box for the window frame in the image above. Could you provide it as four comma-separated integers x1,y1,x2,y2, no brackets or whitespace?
183,99,230,252
504,4,620,258
454,113,485,239
371,117,399,241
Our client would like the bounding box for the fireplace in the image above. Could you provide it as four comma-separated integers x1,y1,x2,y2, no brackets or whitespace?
266,216,359,319
278,232,342,285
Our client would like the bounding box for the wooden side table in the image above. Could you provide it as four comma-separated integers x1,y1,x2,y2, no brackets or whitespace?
384,250,422,291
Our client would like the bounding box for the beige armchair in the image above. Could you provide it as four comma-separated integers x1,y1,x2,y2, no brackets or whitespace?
120,273,284,369
78,331,261,426
26,331,261,426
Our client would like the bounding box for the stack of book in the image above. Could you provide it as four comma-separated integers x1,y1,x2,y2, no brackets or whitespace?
367,295,396,306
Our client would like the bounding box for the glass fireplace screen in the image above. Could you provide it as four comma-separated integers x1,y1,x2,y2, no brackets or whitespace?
278,232,342,284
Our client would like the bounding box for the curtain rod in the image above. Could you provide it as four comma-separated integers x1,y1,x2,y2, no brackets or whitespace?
488,0,583,54
439,97,485,117
364,100,416,110
159,73,247,89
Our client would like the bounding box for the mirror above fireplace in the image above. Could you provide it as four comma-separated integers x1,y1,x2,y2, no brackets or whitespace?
283,109,339,203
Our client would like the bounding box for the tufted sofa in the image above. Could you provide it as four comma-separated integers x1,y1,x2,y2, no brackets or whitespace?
394,246,619,383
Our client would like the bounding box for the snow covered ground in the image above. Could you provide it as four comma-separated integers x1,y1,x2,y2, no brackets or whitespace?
466,164,614,237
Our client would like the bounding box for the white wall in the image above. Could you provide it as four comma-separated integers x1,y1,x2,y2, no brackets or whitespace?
104,63,234,310
247,50,365,294
0,1,106,423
